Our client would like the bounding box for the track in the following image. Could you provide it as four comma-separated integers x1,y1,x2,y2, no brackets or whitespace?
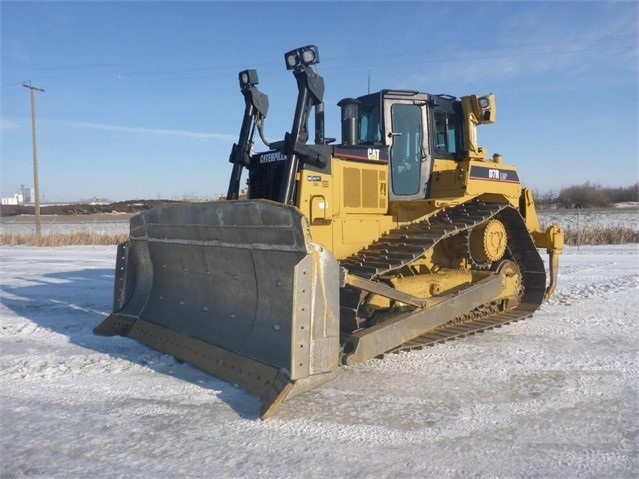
339,200,547,357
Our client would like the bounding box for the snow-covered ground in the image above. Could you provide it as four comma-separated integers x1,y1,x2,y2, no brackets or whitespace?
1,207,637,238
0,215,130,237
1,245,638,478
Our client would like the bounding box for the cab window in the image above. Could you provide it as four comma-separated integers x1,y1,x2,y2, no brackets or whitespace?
390,103,422,195
359,105,382,143
434,110,459,154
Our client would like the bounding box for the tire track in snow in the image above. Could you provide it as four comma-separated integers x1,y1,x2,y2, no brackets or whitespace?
556,261,617,276
548,274,638,306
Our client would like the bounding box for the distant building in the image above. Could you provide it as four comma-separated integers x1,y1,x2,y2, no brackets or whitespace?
1,186,35,205
23,187,35,203
1,193,24,205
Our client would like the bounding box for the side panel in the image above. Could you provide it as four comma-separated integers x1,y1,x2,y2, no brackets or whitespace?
300,158,395,260
429,158,467,198
429,158,522,202
466,163,521,200
333,158,388,215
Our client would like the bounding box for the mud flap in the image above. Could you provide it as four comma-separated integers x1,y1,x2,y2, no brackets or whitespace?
94,200,341,418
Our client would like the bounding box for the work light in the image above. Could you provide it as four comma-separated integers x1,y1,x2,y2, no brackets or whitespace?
238,69,259,89
284,45,320,70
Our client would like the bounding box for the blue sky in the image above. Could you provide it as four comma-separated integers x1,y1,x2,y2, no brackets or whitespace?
1,1,637,202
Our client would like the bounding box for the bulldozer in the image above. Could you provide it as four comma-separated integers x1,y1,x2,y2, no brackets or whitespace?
95,45,564,419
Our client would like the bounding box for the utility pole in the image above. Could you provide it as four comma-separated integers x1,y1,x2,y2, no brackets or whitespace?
22,83,45,240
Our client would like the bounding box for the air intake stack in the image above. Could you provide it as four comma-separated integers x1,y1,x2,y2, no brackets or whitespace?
337,98,360,146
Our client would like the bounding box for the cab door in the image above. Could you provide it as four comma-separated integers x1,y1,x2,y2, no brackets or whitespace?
383,93,432,201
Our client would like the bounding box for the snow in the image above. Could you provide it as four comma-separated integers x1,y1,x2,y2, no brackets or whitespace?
1,245,638,478
0,216,130,237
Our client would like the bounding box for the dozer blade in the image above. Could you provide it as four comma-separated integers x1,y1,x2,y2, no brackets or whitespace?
94,200,341,419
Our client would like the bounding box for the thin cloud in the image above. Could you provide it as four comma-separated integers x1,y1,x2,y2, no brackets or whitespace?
0,119,20,130
3,39,31,64
393,4,637,90
43,119,237,142
493,5,637,75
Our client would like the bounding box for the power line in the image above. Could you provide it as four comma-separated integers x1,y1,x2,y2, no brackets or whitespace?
324,44,636,71
2,34,635,88
329,33,637,62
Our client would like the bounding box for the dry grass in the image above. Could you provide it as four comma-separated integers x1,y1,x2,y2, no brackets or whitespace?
562,226,638,246
1,226,637,247
0,232,129,246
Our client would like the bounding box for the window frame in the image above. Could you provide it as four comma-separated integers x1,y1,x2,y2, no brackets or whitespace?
430,97,464,160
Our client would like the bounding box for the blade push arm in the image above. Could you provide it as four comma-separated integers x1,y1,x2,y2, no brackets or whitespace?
279,45,327,205
226,69,269,200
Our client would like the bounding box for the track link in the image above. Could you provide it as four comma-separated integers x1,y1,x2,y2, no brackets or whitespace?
338,200,546,358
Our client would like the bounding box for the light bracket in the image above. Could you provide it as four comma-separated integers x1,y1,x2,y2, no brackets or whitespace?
284,45,320,70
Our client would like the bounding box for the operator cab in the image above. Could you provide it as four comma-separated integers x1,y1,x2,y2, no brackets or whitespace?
340,90,465,201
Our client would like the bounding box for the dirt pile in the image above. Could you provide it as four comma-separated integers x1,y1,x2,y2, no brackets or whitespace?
0,200,183,217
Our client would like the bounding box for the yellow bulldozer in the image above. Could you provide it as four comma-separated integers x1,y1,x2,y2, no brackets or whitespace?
95,45,564,418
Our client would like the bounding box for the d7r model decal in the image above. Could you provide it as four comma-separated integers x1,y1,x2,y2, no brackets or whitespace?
469,165,520,183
